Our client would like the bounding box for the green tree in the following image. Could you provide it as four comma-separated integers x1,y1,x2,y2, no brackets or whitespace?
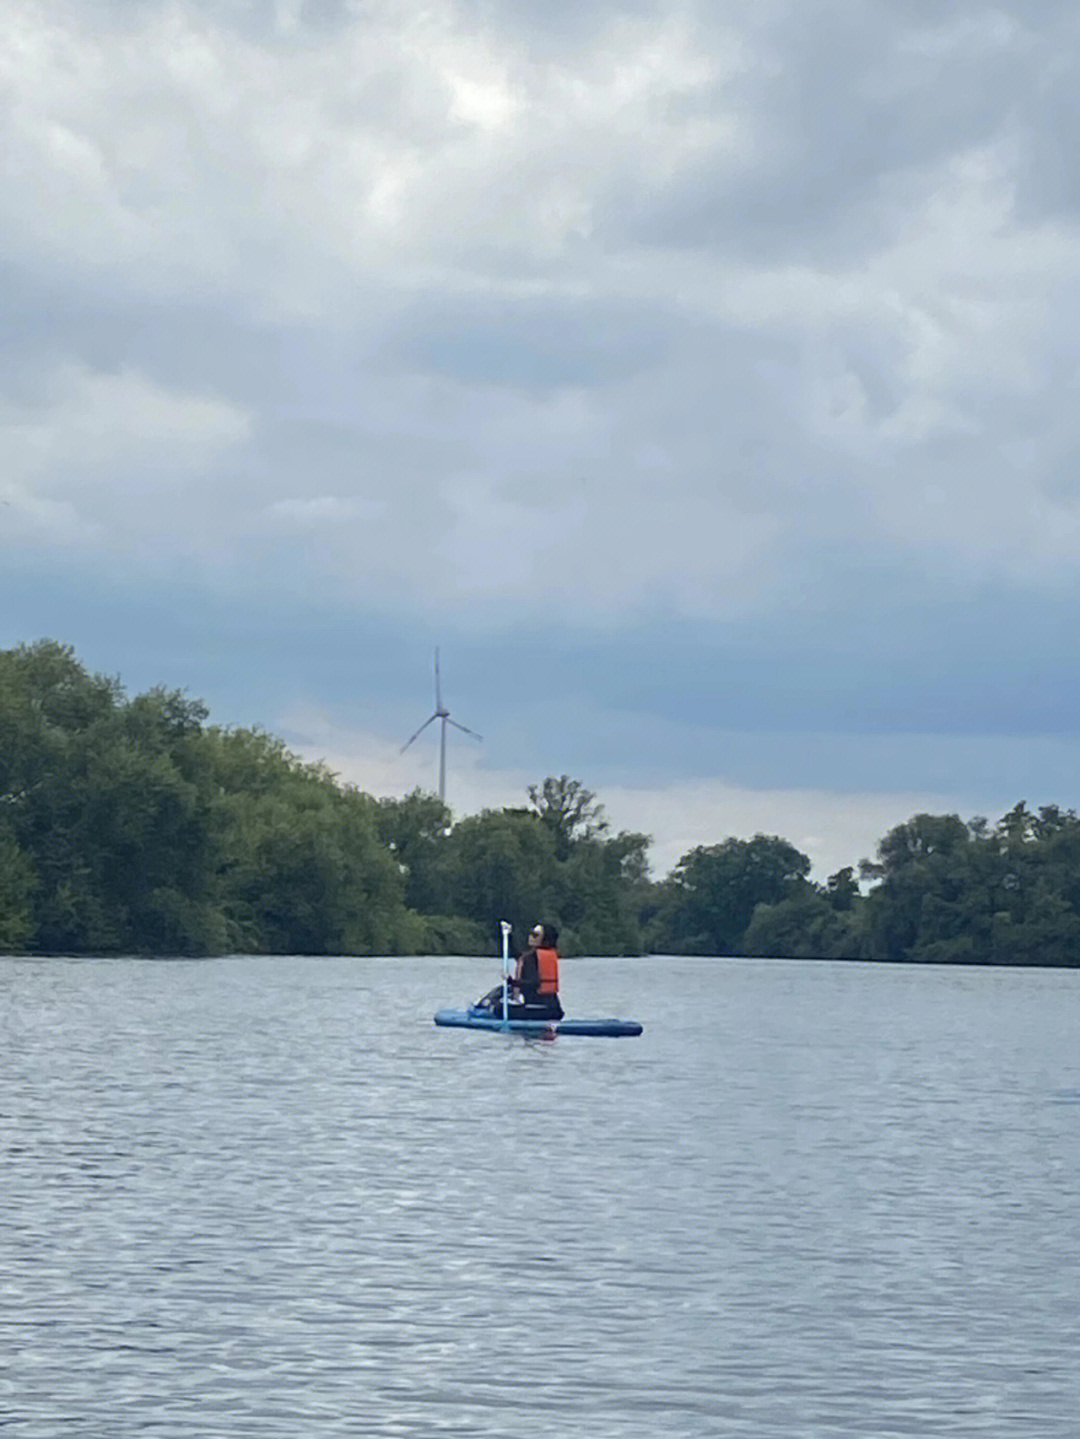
854,806,1080,965
442,808,559,943
0,824,37,950
744,885,865,959
0,641,127,950
375,789,453,914
559,827,651,954
825,866,860,911
81,687,222,953
528,775,607,861
860,814,971,962
209,730,411,954
653,835,811,955
0,643,422,956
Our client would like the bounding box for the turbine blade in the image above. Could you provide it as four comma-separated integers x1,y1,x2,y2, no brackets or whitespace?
401,713,438,752
434,648,442,710
447,718,482,742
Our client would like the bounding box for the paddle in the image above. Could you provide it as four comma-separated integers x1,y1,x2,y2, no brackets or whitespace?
500,920,512,1023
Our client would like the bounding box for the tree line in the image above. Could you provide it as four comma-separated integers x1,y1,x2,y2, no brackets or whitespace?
2,640,1078,964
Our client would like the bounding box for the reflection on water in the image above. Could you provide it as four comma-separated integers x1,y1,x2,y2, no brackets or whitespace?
3,956,1078,1437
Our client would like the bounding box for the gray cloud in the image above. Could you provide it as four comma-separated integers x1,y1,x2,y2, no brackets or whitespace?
594,6,1038,259
4,0,1080,859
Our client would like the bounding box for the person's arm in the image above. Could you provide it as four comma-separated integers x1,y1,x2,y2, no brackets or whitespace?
504,950,525,995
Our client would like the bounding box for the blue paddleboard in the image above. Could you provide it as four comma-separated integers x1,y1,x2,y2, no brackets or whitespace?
434,1007,643,1037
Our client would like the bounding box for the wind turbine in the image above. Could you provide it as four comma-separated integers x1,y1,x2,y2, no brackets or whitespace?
400,648,481,803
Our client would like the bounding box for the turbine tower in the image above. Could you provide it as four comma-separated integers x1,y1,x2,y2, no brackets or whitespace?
400,648,481,803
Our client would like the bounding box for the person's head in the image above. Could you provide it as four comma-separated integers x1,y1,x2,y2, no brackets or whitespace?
531,922,558,949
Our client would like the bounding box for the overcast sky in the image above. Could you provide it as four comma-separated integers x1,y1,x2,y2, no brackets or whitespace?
4,0,1080,878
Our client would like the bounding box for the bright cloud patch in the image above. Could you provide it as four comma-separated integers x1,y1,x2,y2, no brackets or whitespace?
1,363,251,550
266,495,382,524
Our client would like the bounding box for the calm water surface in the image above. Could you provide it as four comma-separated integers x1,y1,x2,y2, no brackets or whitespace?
2,956,1078,1437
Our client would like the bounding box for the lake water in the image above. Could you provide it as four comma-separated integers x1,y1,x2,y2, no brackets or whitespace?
2,955,1078,1437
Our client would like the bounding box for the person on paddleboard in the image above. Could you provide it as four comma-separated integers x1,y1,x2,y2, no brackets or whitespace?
477,922,564,1021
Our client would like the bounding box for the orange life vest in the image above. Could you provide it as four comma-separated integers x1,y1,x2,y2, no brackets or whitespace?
536,946,559,996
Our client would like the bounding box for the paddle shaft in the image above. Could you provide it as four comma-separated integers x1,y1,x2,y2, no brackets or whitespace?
500,920,512,1023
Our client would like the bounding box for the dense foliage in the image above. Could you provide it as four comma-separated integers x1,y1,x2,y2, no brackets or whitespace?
2,642,1079,963
0,642,410,955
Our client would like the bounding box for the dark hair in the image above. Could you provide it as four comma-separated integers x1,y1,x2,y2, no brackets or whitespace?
539,922,559,948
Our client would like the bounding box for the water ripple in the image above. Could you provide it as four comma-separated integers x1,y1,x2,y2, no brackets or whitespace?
2,955,1078,1436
